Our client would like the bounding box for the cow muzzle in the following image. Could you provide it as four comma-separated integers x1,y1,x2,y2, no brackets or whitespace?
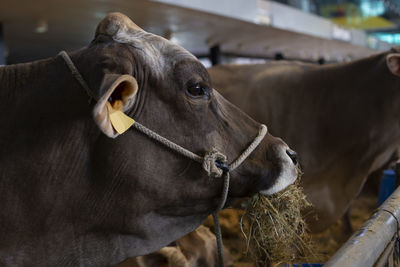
259,145,299,196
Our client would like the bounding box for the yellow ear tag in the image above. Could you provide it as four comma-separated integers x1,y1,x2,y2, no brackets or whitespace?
106,102,135,134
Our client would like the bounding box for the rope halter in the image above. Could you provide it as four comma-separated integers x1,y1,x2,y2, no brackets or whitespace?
59,51,268,267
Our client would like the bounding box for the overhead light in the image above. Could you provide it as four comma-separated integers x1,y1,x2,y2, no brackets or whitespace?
361,0,385,16
35,19,48,34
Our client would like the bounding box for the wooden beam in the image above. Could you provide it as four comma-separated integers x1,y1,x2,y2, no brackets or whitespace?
209,45,221,66
0,23,5,65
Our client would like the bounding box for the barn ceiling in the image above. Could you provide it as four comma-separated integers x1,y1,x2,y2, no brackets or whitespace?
0,0,377,64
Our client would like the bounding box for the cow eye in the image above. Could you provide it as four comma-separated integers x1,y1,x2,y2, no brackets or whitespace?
186,84,210,99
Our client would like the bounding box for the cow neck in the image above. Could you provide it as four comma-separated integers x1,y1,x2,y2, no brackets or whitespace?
59,50,267,267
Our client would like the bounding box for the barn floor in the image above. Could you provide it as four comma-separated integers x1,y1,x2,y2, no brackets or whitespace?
205,192,378,266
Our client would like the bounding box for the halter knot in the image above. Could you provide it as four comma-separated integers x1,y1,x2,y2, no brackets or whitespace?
203,148,228,178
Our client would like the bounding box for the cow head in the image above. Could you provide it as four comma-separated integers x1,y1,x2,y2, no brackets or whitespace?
70,12,298,263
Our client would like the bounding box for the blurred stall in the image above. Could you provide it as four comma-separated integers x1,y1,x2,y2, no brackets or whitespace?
0,0,392,64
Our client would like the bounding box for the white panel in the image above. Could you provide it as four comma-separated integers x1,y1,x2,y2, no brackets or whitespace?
351,29,367,47
259,0,332,39
151,0,258,23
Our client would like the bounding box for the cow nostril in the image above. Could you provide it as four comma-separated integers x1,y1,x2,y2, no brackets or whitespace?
286,149,298,165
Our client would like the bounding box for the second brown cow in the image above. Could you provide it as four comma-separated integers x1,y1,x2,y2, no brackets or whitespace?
209,49,400,232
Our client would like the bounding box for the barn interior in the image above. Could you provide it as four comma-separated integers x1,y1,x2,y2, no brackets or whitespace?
1,0,399,266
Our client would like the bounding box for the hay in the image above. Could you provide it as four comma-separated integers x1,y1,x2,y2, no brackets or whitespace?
241,182,315,266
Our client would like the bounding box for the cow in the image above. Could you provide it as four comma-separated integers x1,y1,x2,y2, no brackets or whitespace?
208,49,400,233
0,12,299,266
116,226,233,267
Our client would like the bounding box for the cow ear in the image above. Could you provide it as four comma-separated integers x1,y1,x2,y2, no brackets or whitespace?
386,53,400,76
93,74,138,138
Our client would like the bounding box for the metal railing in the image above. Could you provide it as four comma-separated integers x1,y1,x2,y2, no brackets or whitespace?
325,186,400,267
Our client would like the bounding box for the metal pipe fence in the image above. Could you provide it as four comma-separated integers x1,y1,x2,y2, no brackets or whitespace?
325,186,400,267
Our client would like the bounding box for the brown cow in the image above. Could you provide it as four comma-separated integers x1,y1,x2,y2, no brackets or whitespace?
208,49,400,232
0,13,298,266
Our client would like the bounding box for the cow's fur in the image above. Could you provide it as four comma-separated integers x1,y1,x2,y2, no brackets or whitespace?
0,13,297,266
208,50,400,232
